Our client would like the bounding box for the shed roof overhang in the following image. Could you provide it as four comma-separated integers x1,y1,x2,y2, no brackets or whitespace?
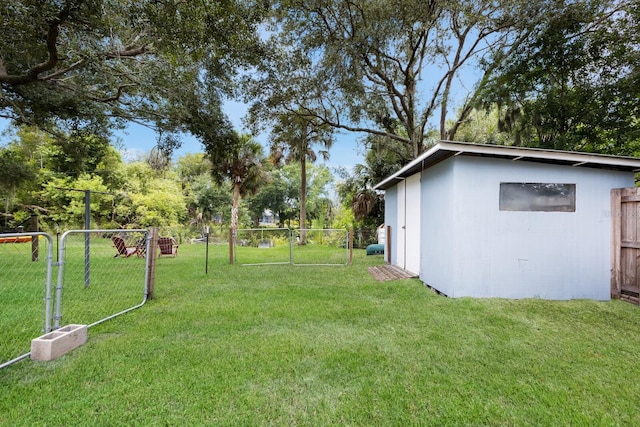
373,141,640,190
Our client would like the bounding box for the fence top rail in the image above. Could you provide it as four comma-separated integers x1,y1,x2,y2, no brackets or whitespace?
60,229,149,239
238,228,349,232
237,228,292,232
0,232,53,237
0,232,54,247
296,228,349,232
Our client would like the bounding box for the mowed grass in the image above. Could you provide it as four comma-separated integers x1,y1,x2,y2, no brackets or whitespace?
2,242,640,426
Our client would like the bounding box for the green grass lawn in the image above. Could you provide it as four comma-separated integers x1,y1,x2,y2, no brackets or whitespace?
2,243,640,426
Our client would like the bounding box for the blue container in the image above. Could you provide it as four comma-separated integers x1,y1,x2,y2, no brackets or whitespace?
366,244,385,255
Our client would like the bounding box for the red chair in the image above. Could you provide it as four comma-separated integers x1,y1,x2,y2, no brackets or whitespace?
112,236,140,258
158,237,179,257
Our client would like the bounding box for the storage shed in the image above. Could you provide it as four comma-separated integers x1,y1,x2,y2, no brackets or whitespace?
374,141,640,300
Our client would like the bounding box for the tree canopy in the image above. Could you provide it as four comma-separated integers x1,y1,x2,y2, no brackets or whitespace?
476,0,640,154
204,131,266,235
248,0,540,161
0,0,266,145
269,111,334,242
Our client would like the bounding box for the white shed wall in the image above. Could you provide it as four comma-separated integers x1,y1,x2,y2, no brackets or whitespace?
445,156,633,299
419,160,456,296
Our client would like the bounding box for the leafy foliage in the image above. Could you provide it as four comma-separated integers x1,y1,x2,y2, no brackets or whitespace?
38,174,111,226
0,0,266,146
477,0,640,154
248,0,537,159
248,167,298,227
1,123,340,234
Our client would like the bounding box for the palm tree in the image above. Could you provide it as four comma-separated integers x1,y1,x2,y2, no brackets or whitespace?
270,112,334,244
208,132,265,241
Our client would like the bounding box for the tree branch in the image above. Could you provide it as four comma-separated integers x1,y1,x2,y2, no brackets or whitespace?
105,45,150,59
41,59,88,81
291,104,411,145
0,11,65,85
90,84,138,103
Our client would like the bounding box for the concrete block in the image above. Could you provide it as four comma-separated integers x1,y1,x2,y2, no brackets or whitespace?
30,324,87,361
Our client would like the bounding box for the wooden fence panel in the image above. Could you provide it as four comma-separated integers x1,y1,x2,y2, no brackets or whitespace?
612,187,640,304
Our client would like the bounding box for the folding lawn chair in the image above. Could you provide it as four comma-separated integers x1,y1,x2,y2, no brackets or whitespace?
112,236,141,258
157,237,179,257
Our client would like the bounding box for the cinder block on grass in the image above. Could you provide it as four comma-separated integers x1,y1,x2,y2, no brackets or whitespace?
30,324,87,361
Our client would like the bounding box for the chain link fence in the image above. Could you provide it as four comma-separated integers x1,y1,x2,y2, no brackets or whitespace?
352,227,379,249
292,229,350,266
233,228,350,266
1,229,149,369
0,233,53,368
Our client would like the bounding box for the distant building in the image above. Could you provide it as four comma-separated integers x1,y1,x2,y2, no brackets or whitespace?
259,209,279,226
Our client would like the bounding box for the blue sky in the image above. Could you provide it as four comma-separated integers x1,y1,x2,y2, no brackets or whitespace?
115,99,365,172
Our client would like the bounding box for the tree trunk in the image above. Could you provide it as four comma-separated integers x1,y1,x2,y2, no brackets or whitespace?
231,180,240,243
299,155,307,245
411,127,424,157
4,196,9,227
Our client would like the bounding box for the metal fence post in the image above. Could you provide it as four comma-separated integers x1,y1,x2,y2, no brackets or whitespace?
349,228,354,265
289,228,294,265
84,190,91,288
42,234,54,333
205,226,210,274
54,232,68,330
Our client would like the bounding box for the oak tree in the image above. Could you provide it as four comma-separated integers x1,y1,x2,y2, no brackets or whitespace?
248,0,536,160
1,0,265,144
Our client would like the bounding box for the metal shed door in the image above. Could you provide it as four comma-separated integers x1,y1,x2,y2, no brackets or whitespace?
404,174,421,274
396,174,421,274
396,180,406,269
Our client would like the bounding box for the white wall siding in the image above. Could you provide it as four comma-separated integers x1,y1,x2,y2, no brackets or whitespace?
396,180,406,269
419,160,456,296
448,156,633,300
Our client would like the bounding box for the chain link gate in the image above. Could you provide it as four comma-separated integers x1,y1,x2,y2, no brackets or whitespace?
292,229,350,266
1,229,150,369
234,228,293,266
55,229,150,329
